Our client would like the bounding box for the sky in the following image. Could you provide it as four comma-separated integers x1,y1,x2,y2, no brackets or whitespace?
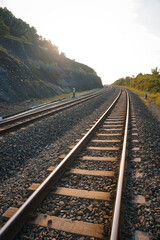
1,0,160,85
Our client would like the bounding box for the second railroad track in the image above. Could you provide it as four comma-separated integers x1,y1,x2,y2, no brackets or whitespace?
0,88,110,135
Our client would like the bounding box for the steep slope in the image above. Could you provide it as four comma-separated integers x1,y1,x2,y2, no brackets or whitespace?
0,7,102,104
0,37,102,104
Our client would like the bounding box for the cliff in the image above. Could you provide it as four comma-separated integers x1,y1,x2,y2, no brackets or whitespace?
0,36,102,103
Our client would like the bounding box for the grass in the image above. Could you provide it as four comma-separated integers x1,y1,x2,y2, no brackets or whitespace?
140,96,150,107
125,87,160,107
155,96,160,106
0,89,99,117
5,35,32,44
32,88,99,105
0,46,8,54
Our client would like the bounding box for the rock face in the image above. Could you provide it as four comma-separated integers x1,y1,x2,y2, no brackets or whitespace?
0,37,102,103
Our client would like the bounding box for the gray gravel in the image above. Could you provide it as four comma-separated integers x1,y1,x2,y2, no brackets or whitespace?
57,174,117,192
13,90,126,240
71,158,119,171
3,88,159,240
120,90,160,240
0,87,118,228
37,193,113,224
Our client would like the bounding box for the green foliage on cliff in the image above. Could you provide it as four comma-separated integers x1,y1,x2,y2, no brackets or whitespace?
0,7,59,52
0,15,9,36
113,71,160,93
0,7,37,42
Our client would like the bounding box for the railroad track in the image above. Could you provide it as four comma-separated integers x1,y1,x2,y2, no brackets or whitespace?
0,88,129,239
0,88,110,135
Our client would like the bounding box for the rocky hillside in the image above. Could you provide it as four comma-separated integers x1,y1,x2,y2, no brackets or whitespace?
0,36,102,104
0,8,102,104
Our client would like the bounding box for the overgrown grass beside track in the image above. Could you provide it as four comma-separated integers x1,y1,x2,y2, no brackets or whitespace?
125,87,160,106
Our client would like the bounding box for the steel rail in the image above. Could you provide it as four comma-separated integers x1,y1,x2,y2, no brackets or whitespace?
2,88,106,121
0,88,109,126
0,88,111,135
0,89,109,135
0,90,121,240
110,89,129,240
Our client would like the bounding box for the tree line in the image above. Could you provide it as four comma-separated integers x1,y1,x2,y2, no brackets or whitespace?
113,68,160,93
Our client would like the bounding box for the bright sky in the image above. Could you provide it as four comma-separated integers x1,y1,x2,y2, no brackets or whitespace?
1,0,160,85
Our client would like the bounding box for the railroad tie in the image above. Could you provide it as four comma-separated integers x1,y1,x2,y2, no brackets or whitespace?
59,155,118,161
85,146,120,151
27,185,110,200
96,133,122,136
47,167,114,176
102,125,123,127
2,207,104,239
75,139,121,142
102,128,123,131
69,145,120,150
104,121,124,123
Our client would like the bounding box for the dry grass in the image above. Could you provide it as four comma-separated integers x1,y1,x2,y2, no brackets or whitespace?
155,96,160,106
33,89,98,104
125,87,160,107
140,96,150,106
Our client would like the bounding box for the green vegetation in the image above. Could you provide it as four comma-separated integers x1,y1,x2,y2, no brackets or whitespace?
0,7,59,51
27,89,99,104
113,72,160,93
155,96,160,106
112,68,160,106
0,45,8,54
0,7,37,43
125,87,160,106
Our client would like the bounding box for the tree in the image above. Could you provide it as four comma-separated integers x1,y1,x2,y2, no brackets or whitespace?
151,67,159,75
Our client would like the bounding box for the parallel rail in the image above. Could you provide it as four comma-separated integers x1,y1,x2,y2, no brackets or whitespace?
0,88,110,135
110,89,129,240
0,88,129,239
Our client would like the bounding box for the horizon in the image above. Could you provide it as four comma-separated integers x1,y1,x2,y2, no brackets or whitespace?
1,0,160,85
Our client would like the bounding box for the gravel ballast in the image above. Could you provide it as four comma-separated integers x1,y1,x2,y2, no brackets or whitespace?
120,90,160,240
1,88,159,240
0,87,118,227
13,89,126,240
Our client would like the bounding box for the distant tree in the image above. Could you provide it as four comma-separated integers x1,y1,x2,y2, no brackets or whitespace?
136,73,143,77
113,72,160,93
151,67,159,75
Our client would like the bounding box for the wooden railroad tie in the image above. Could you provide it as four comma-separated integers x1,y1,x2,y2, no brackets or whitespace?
59,155,118,161
2,208,104,238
